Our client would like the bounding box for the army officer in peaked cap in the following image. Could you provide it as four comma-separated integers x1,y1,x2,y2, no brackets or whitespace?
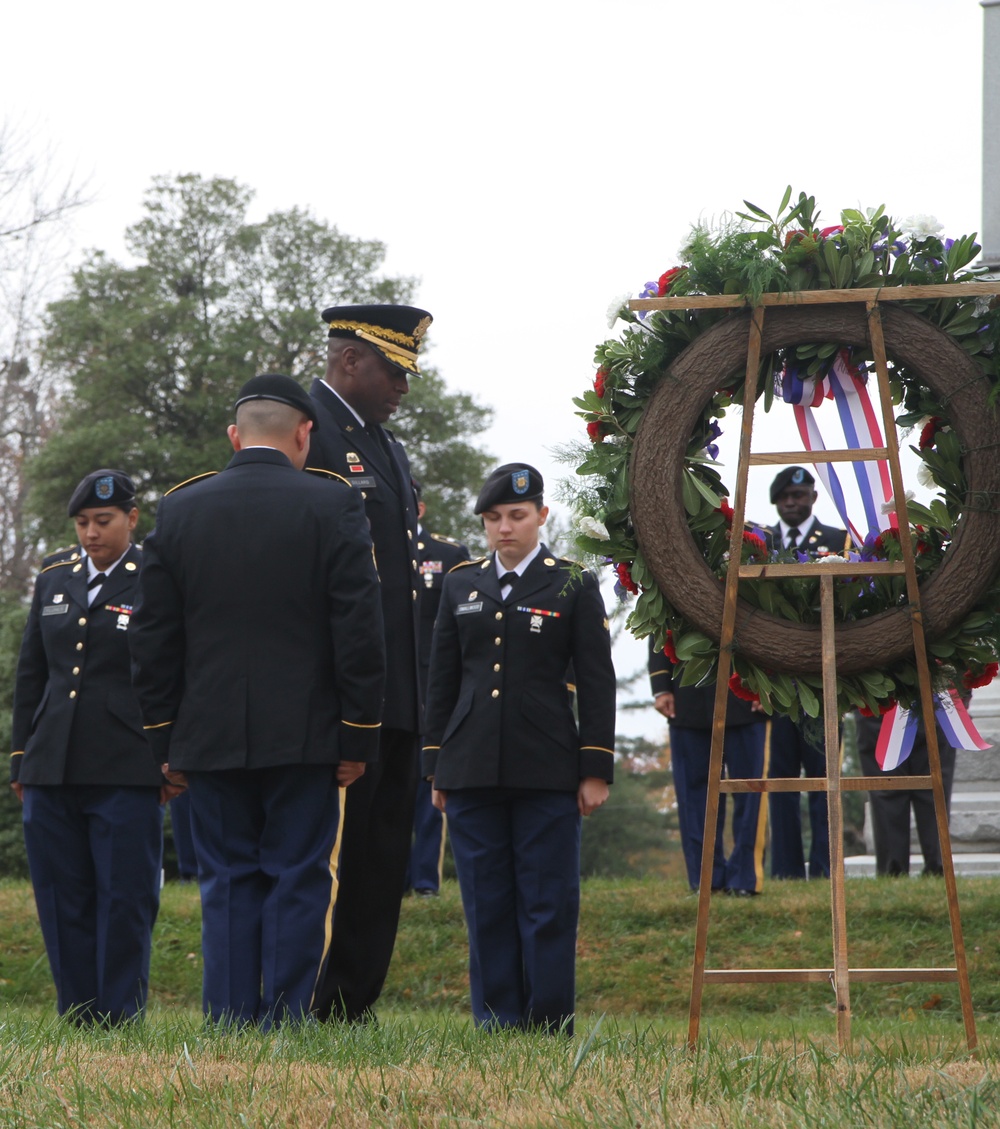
129,374,386,1027
308,304,432,1023
422,463,616,1035
11,470,165,1024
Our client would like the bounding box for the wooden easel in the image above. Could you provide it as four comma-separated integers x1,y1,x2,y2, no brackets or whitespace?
631,282,1000,1052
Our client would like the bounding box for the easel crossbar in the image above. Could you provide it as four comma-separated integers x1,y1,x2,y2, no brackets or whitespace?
703,968,959,985
719,776,934,793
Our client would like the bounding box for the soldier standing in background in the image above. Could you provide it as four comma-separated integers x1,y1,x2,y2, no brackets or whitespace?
406,480,470,896
766,467,847,880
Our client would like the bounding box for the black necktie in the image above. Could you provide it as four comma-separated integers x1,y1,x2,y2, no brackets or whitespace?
88,572,106,606
498,571,518,588
366,423,392,460
786,528,800,549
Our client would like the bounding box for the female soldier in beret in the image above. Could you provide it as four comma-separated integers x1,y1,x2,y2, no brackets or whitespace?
422,463,616,1035
10,470,166,1024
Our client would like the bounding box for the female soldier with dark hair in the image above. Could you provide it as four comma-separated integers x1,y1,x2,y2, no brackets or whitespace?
11,470,166,1024
422,463,616,1035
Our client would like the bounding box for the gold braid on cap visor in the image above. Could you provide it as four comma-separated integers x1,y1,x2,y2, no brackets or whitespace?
325,320,420,372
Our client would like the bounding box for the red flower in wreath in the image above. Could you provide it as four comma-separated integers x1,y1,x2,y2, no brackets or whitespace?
742,531,767,558
657,266,684,296
662,631,678,664
717,498,734,524
587,420,605,442
963,663,999,690
858,699,897,718
728,672,759,702
593,368,608,398
615,562,639,595
874,527,901,555
919,416,943,449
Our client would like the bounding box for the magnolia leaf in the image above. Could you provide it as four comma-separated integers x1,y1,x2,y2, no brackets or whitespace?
797,680,821,718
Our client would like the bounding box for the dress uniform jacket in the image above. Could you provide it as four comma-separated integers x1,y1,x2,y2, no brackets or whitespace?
767,519,848,555
423,548,616,789
308,378,421,733
12,544,161,787
129,447,385,770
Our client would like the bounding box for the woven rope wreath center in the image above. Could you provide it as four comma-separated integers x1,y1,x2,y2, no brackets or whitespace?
629,302,1000,676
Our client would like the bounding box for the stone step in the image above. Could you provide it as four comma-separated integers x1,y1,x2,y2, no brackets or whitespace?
845,853,1000,878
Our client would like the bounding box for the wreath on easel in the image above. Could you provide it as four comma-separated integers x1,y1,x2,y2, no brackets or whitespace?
568,189,1000,719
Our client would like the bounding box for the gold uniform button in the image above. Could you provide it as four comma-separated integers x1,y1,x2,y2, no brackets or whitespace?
78,617,87,626
408,530,413,540
493,663,500,672
69,690,77,699
494,636,501,646
125,561,137,572
412,560,418,570
491,689,499,699
544,557,556,566
412,590,418,601
72,563,83,573
72,667,80,676
75,643,83,652
495,611,503,621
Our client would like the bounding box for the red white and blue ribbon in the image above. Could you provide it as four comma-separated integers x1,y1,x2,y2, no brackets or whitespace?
935,689,991,752
875,701,920,771
781,351,894,543
875,689,990,770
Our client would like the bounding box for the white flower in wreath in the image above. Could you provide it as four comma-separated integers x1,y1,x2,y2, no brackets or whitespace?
881,490,914,516
900,213,944,241
916,462,937,489
578,515,610,541
606,292,631,329
813,554,850,564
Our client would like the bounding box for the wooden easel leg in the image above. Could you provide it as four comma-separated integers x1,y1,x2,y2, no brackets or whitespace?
687,306,767,1049
867,301,978,1054
820,576,851,1050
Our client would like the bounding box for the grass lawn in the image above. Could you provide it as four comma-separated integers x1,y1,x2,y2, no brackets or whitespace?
0,875,998,1125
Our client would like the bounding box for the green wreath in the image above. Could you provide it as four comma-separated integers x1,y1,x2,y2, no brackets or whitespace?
568,189,1000,719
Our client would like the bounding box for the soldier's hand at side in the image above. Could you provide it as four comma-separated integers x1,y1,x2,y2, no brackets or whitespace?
160,767,188,805
653,692,675,719
432,786,447,812
10,782,23,804
337,761,366,787
578,777,609,816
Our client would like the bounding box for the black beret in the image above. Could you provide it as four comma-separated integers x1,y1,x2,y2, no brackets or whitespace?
322,304,432,376
235,374,318,430
474,463,545,514
769,465,816,503
67,469,137,517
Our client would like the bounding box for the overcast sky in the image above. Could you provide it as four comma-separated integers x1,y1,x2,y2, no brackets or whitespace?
2,0,988,737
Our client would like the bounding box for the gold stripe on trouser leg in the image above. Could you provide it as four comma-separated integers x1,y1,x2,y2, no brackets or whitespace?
309,785,348,1008
436,813,448,888
752,721,772,893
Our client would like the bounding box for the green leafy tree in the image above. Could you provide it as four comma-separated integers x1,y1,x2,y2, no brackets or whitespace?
28,173,492,542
